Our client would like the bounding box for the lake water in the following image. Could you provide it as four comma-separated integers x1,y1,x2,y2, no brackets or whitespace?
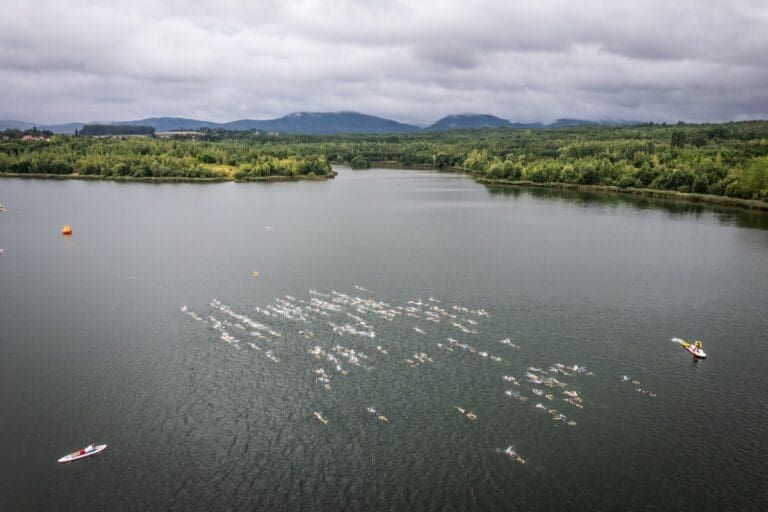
1,168,767,511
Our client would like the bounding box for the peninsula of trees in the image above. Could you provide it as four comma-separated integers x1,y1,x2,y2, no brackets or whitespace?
0,136,333,181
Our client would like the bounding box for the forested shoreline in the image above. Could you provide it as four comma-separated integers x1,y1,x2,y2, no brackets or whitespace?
1,121,767,204
0,136,334,181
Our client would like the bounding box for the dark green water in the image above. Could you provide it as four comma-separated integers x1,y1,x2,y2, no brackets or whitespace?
1,168,767,511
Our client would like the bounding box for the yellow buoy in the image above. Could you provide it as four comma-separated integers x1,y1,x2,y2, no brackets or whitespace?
61,225,72,235
253,272,260,278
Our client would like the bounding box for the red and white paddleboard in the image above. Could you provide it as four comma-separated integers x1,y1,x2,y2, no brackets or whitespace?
58,444,107,463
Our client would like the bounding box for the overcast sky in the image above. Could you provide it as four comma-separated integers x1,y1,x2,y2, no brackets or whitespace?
2,0,767,125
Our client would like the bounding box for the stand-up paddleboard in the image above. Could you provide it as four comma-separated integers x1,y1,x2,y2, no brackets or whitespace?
671,338,707,359
58,444,107,463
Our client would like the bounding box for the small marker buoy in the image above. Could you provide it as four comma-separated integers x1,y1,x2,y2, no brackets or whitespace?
253,272,260,278
61,225,72,235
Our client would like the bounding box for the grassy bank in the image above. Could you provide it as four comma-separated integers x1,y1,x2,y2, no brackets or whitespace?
476,177,768,211
0,171,335,183
235,170,337,182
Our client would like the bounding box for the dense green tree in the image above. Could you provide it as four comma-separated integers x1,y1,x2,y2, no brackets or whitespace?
671,130,687,148
350,155,371,169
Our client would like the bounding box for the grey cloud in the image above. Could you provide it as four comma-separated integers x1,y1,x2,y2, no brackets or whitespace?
1,0,767,124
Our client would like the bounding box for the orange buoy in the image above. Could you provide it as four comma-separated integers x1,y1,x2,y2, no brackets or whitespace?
61,225,72,235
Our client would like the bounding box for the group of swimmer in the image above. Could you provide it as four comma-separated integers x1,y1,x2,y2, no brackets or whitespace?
183,288,667,469
182,289,581,468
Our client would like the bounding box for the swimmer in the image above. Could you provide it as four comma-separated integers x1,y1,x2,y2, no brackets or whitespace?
313,412,329,425
564,399,584,409
465,412,478,420
498,446,526,463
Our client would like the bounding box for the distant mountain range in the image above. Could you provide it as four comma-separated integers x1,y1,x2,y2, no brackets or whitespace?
0,111,639,135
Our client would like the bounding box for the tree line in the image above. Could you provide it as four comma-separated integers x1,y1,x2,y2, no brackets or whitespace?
1,121,767,199
78,125,155,136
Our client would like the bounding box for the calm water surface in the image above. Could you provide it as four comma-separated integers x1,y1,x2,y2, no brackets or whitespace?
1,168,767,511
